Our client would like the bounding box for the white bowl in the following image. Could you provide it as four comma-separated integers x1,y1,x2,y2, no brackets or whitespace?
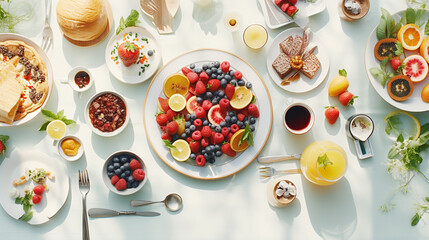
57,135,84,161
85,91,129,137
102,151,147,195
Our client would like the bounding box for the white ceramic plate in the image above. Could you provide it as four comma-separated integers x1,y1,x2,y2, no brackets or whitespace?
143,49,273,180
0,149,69,225
364,10,429,112
266,27,330,93
105,27,161,84
0,33,53,126
259,0,326,29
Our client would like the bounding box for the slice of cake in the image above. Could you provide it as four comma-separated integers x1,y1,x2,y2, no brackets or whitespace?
280,35,303,57
272,52,292,79
301,53,321,79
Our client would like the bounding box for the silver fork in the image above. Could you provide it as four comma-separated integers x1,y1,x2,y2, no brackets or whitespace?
259,166,302,179
41,0,53,52
78,170,90,240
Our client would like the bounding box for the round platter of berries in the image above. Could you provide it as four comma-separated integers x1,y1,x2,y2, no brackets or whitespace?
365,9,429,112
105,27,161,84
0,150,69,225
143,49,273,180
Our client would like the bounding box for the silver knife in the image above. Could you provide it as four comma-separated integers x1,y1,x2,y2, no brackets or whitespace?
88,208,160,218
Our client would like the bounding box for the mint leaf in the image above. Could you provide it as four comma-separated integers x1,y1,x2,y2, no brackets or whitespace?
411,213,421,226
38,121,49,131
62,118,76,125
41,108,57,121
317,153,333,170
163,140,177,151
239,124,254,146
57,109,64,119
39,109,75,131
338,69,347,77
115,9,140,35
405,8,416,24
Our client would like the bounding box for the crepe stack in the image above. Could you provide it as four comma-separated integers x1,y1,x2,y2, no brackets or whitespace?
0,64,24,124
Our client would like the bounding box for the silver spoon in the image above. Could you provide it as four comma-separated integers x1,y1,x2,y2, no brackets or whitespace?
130,193,183,212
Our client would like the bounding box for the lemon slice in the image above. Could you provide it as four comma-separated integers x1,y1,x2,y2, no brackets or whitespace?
230,86,253,110
47,120,67,140
168,94,186,112
170,139,191,162
230,129,249,152
384,111,420,140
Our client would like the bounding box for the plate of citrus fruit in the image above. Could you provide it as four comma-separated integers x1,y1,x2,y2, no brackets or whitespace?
365,8,429,112
143,49,273,179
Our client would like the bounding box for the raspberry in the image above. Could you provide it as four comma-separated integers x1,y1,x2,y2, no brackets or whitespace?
129,159,141,170
221,127,229,137
32,194,42,204
221,61,230,73
202,100,213,111
214,133,224,144
33,185,44,195
196,155,206,166
194,119,203,127
133,169,145,181
189,141,200,154
192,130,202,141
248,104,260,118
237,113,245,122
234,71,243,80
111,175,120,185
161,132,171,140
115,178,127,191
230,124,239,133
201,126,212,138
201,138,209,147
219,98,230,112
195,107,206,119
187,72,199,84
226,132,233,142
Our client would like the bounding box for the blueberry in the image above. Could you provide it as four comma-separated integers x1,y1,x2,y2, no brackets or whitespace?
228,111,235,117
185,121,191,128
211,67,218,72
190,63,195,69
225,74,232,81
147,50,154,56
123,163,130,170
215,126,222,132
172,134,179,142
246,82,252,89
220,79,227,88
211,73,217,79
215,144,221,151
210,124,216,129
113,157,120,163
237,80,245,86
190,153,197,160
216,75,223,80
229,70,235,76
131,181,139,188
107,172,114,178
207,158,215,164
196,97,203,104
107,164,114,172
215,151,223,157
202,149,206,155
113,162,120,169
208,63,214,69
120,166,125,172
124,170,131,177
217,91,225,98
202,64,208,70
204,153,209,159
249,117,256,124
230,80,237,86
205,146,212,153
203,120,209,126
181,133,187,139
206,69,212,75
231,116,237,123
217,69,222,75
220,121,227,127
128,175,135,183
115,168,122,176
214,61,220,68
224,115,231,123
185,129,191,136
250,125,255,132
189,125,196,132
244,121,249,126
120,156,129,163
211,99,218,105
190,113,197,120
195,68,202,74
237,121,244,128
121,172,126,178
206,92,213,99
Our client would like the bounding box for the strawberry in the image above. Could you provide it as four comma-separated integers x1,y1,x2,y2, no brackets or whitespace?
201,126,212,138
157,97,170,112
237,113,245,122
187,72,199,84
221,61,230,72
338,91,358,106
208,79,221,92
33,185,44,195
234,71,243,80
202,100,213,111
166,109,176,121
230,124,239,133
115,178,127,191
390,57,402,72
224,84,235,100
221,127,229,137
274,0,282,6
247,104,260,118
130,159,142,170
196,155,206,166
192,130,202,141
195,107,206,119
156,113,168,126
286,5,298,18
289,0,297,5
226,132,233,142
194,119,203,127
32,194,42,204
281,3,289,12
133,169,145,181
118,42,140,67
111,175,120,185
325,106,339,124
182,67,192,75
189,141,200,154
199,72,209,83
195,81,206,95
166,121,179,135
201,138,210,148
221,143,237,157
161,133,171,140
0,141,3,155
214,133,224,144
219,98,230,112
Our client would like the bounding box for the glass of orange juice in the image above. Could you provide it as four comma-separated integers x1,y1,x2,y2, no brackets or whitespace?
300,141,347,186
243,24,268,50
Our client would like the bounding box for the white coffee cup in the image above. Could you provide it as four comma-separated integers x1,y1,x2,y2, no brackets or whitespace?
60,66,93,92
283,103,315,135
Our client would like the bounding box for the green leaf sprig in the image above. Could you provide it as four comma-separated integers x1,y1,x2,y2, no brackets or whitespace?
38,109,75,131
370,57,395,88
116,9,140,35
376,8,402,40
163,140,177,151
411,197,429,226
401,8,426,27
239,124,254,147
0,134,9,155
338,69,347,77
317,153,333,170
15,189,33,222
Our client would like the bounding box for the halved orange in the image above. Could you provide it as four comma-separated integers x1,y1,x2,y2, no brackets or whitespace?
397,24,423,51
230,129,249,152
162,73,190,98
420,36,429,63
230,86,253,110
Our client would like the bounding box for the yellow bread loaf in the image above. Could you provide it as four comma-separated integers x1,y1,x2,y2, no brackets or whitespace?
56,0,107,42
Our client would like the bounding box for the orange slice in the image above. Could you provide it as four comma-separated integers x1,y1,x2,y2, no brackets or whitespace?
398,24,423,51
230,129,249,152
420,36,429,63
230,86,253,110
162,73,190,98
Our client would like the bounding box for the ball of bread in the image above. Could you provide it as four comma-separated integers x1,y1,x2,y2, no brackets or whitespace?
56,0,108,42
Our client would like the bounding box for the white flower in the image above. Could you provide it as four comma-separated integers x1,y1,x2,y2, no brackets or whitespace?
386,159,412,184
